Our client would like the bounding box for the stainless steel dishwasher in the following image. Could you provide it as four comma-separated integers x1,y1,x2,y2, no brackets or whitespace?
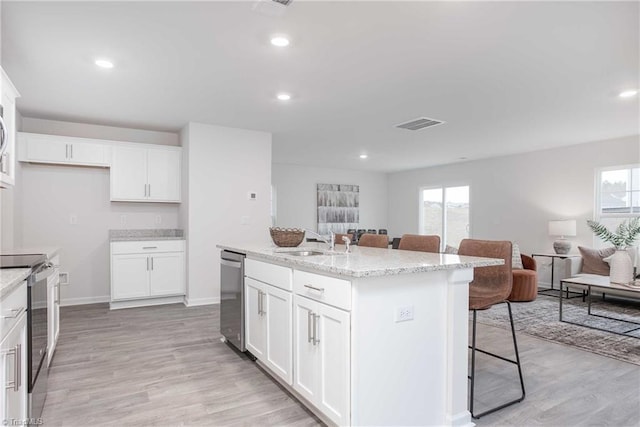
220,250,246,352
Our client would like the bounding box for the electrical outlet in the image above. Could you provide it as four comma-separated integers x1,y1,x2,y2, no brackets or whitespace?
155,215,162,225
69,214,78,225
241,216,250,225
59,272,69,285
395,306,414,322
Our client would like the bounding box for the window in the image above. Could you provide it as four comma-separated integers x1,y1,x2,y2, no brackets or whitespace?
595,165,640,234
419,185,470,250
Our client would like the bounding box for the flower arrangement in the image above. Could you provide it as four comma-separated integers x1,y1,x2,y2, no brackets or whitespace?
586,217,640,249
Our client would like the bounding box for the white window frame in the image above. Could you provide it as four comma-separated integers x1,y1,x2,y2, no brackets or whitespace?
594,164,640,221
418,184,471,250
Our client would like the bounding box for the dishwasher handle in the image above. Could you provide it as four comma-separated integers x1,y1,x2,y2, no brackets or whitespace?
220,259,242,269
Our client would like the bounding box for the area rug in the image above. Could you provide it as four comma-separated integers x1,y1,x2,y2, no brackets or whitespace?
475,294,640,366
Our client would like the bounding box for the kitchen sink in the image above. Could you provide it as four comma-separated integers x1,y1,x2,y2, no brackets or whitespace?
285,250,326,256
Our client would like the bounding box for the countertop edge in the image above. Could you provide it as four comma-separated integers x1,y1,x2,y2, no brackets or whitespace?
0,268,31,300
217,244,504,278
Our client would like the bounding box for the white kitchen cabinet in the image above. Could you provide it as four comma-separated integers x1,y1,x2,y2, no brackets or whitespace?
110,145,181,203
110,240,185,308
245,278,266,360
293,295,350,426
1,281,28,423
0,68,20,188
244,259,293,385
47,255,61,367
18,132,111,167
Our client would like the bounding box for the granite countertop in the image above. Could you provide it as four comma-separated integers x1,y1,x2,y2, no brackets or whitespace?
0,268,31,300
217,242,503,279
109,229,185,242
1,247,61,259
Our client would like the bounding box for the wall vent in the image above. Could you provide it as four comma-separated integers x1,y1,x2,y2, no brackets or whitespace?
395,117,445,131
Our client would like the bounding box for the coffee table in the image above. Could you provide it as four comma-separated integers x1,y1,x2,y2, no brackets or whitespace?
559,275,640,338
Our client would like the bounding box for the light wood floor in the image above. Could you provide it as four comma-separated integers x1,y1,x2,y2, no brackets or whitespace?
42,303,639,426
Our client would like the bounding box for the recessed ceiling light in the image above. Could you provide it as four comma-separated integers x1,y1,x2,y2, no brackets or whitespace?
619,89,638,98
359,154,368,159
277,93,291,101
270,36,290,47
95,59,114,69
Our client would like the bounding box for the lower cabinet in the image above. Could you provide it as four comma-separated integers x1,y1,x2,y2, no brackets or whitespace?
110,240,185,307
293,295,350,426
1,283,28,423
245,277,292,384
47,255,61,367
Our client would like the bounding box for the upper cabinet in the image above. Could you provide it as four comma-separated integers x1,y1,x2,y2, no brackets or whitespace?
0,68,20,188
110,145,181,203
18,133,111,167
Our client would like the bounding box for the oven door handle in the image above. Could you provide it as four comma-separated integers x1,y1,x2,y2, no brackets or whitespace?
1,307,25,319
33,263,56,282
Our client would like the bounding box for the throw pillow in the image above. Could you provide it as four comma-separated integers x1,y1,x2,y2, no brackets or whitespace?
444,245,458,254
512,243,523,269
578,246,616,275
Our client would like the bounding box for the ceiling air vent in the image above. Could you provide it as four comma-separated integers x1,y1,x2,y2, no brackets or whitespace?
395,117,445,131
252,0,292,16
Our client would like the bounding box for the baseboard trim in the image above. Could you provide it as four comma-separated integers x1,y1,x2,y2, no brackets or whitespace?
61,296,110,306
110,295,186,310
185,297,219,307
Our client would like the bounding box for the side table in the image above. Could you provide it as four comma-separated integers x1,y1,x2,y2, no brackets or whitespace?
531,253,583,298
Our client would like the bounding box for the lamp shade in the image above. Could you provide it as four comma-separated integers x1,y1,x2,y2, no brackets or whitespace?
548,220,577,237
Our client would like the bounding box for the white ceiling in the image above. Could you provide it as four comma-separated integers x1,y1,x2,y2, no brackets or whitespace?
2,1,638,172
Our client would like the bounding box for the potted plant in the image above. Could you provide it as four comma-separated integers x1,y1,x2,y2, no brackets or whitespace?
587,217,640,284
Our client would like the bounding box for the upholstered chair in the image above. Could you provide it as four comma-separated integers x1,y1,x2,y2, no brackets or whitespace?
457,239,525,419
357,234,388,248
509,254,538,302
397,234,440,253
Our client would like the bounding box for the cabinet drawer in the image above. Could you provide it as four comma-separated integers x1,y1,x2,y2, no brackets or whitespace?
1,281,27,338
245,259,292,291
111,240,185,254
293,271,351,311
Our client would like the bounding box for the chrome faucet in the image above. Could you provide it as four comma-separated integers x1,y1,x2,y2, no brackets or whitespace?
304,229,335,251
342,235,351,253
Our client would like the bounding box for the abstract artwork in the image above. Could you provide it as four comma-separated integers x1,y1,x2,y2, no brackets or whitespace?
317,183,359,235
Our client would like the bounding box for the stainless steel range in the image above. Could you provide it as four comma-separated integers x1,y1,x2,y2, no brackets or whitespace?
0,254,55,419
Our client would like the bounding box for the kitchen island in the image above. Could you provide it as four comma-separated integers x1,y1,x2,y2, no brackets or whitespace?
217,243,503,427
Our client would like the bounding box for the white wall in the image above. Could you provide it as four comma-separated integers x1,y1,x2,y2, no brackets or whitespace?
180,122,272,306
272,163,389,232
388,135,640,283
15,119,180,305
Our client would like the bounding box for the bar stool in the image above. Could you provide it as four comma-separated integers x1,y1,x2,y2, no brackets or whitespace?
458,239,525,419
358,234,388,248
397,234,440,253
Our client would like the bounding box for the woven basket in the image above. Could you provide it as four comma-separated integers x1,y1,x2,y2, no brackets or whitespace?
270,227,305,247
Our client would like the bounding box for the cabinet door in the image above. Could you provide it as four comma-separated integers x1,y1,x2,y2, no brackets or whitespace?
245,278,266,359
23,137,68,163
293,295,319,404
146,148,181,202
1,315,28,423
317,303,351,426
68,142,107,166
149,252,185,296
265,285,292,385
46,272,58,367
110,145,147,201
111,254,150,300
